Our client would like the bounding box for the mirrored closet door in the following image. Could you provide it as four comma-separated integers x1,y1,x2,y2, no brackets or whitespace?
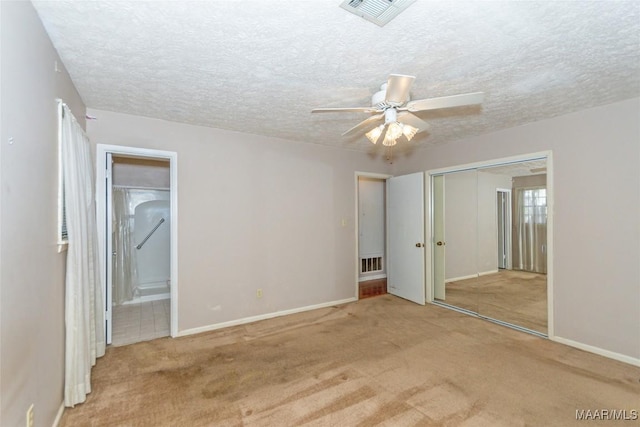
432,158,548,335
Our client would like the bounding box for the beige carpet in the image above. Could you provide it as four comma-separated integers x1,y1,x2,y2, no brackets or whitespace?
440,270,547,334
61,295,639,426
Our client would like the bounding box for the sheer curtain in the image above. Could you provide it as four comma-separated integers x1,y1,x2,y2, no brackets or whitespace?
60,101,105,406
112,187,137,304
514,187,547,274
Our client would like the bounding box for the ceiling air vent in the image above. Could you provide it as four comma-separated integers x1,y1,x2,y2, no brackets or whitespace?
340,0,416,27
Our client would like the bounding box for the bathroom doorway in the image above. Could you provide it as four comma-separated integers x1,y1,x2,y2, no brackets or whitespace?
96,145,178,346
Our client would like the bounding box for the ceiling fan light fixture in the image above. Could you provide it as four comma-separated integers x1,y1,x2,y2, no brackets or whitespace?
386,121,403,140
312,74,484,150
382,133,397,147
402,123,418,141
365,124,385,144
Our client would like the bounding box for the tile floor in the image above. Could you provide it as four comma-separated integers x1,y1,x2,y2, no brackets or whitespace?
111,299,170,347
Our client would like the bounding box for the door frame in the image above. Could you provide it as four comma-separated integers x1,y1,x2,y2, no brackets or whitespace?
96,144,179,341
496,188,512,270
354,172,392,299
425,151,554,338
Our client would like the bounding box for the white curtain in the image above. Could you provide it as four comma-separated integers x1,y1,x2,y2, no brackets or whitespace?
112,188,137,304
514,187,547,274
60,101,105,407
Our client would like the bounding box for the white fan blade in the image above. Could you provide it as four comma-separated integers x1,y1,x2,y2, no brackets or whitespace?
406,92,485,112
385,74,415,105
342,113,384,136
398,111,429,133
312,107,379,113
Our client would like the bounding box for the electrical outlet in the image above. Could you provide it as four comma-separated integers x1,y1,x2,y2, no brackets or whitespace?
26,404,34,427
256,289,263,299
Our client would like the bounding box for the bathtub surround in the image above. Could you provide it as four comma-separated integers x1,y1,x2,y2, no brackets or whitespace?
112,187,171,305
58,295,640,426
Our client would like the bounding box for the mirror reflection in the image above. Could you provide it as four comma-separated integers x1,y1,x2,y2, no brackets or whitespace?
433,159,548,335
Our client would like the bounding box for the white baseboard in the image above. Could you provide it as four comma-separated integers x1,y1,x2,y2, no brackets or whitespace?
552,336,640,367
478,269,499,277
445,273,478,283
52,401,64,427
177,297,357,337
358,274,387,282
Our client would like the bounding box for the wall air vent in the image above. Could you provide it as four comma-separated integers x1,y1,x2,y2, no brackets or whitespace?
361,256,384,274
340,0,416,27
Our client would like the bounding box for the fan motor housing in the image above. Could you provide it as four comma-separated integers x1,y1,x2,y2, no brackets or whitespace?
371,89,386,108
371,85,410,109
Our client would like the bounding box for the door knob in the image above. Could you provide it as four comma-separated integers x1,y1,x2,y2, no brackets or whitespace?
436,241,445,246
415,243,424,248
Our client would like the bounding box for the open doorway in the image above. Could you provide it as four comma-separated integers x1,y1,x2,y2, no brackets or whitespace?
96,144,178,346
355,173,391,299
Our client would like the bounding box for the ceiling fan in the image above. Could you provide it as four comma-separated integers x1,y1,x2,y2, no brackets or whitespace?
312,74,484,146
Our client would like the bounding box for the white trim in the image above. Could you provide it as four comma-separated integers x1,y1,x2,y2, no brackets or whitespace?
551,336,640,367
478,269,499,277
178,297,357,337
105,153,113,343
545,152,554,338
443,271,500,283
445,273,478,283
426,151,550,176
96,144,179,339
52,402,64,427
496,188,512,270
425,172,434,303
424,151,554,339
354,172,392,300
358,273,387,282
112,184,170,191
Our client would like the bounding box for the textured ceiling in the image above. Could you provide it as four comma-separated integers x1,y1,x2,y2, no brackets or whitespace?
32,1,640,153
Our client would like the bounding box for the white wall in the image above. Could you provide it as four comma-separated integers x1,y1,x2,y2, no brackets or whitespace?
0,2,86,426
477,171,513,274
443,170,478,281
395,98,640,362
444,169,511,282
87,109,391,332
357,177,385,277
443,169,512,281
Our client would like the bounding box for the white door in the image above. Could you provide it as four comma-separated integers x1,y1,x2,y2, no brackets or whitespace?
387,172,425,305
104,152,113,344
433,175,446,300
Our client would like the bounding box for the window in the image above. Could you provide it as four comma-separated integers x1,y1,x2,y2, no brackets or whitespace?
521,188,547,224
